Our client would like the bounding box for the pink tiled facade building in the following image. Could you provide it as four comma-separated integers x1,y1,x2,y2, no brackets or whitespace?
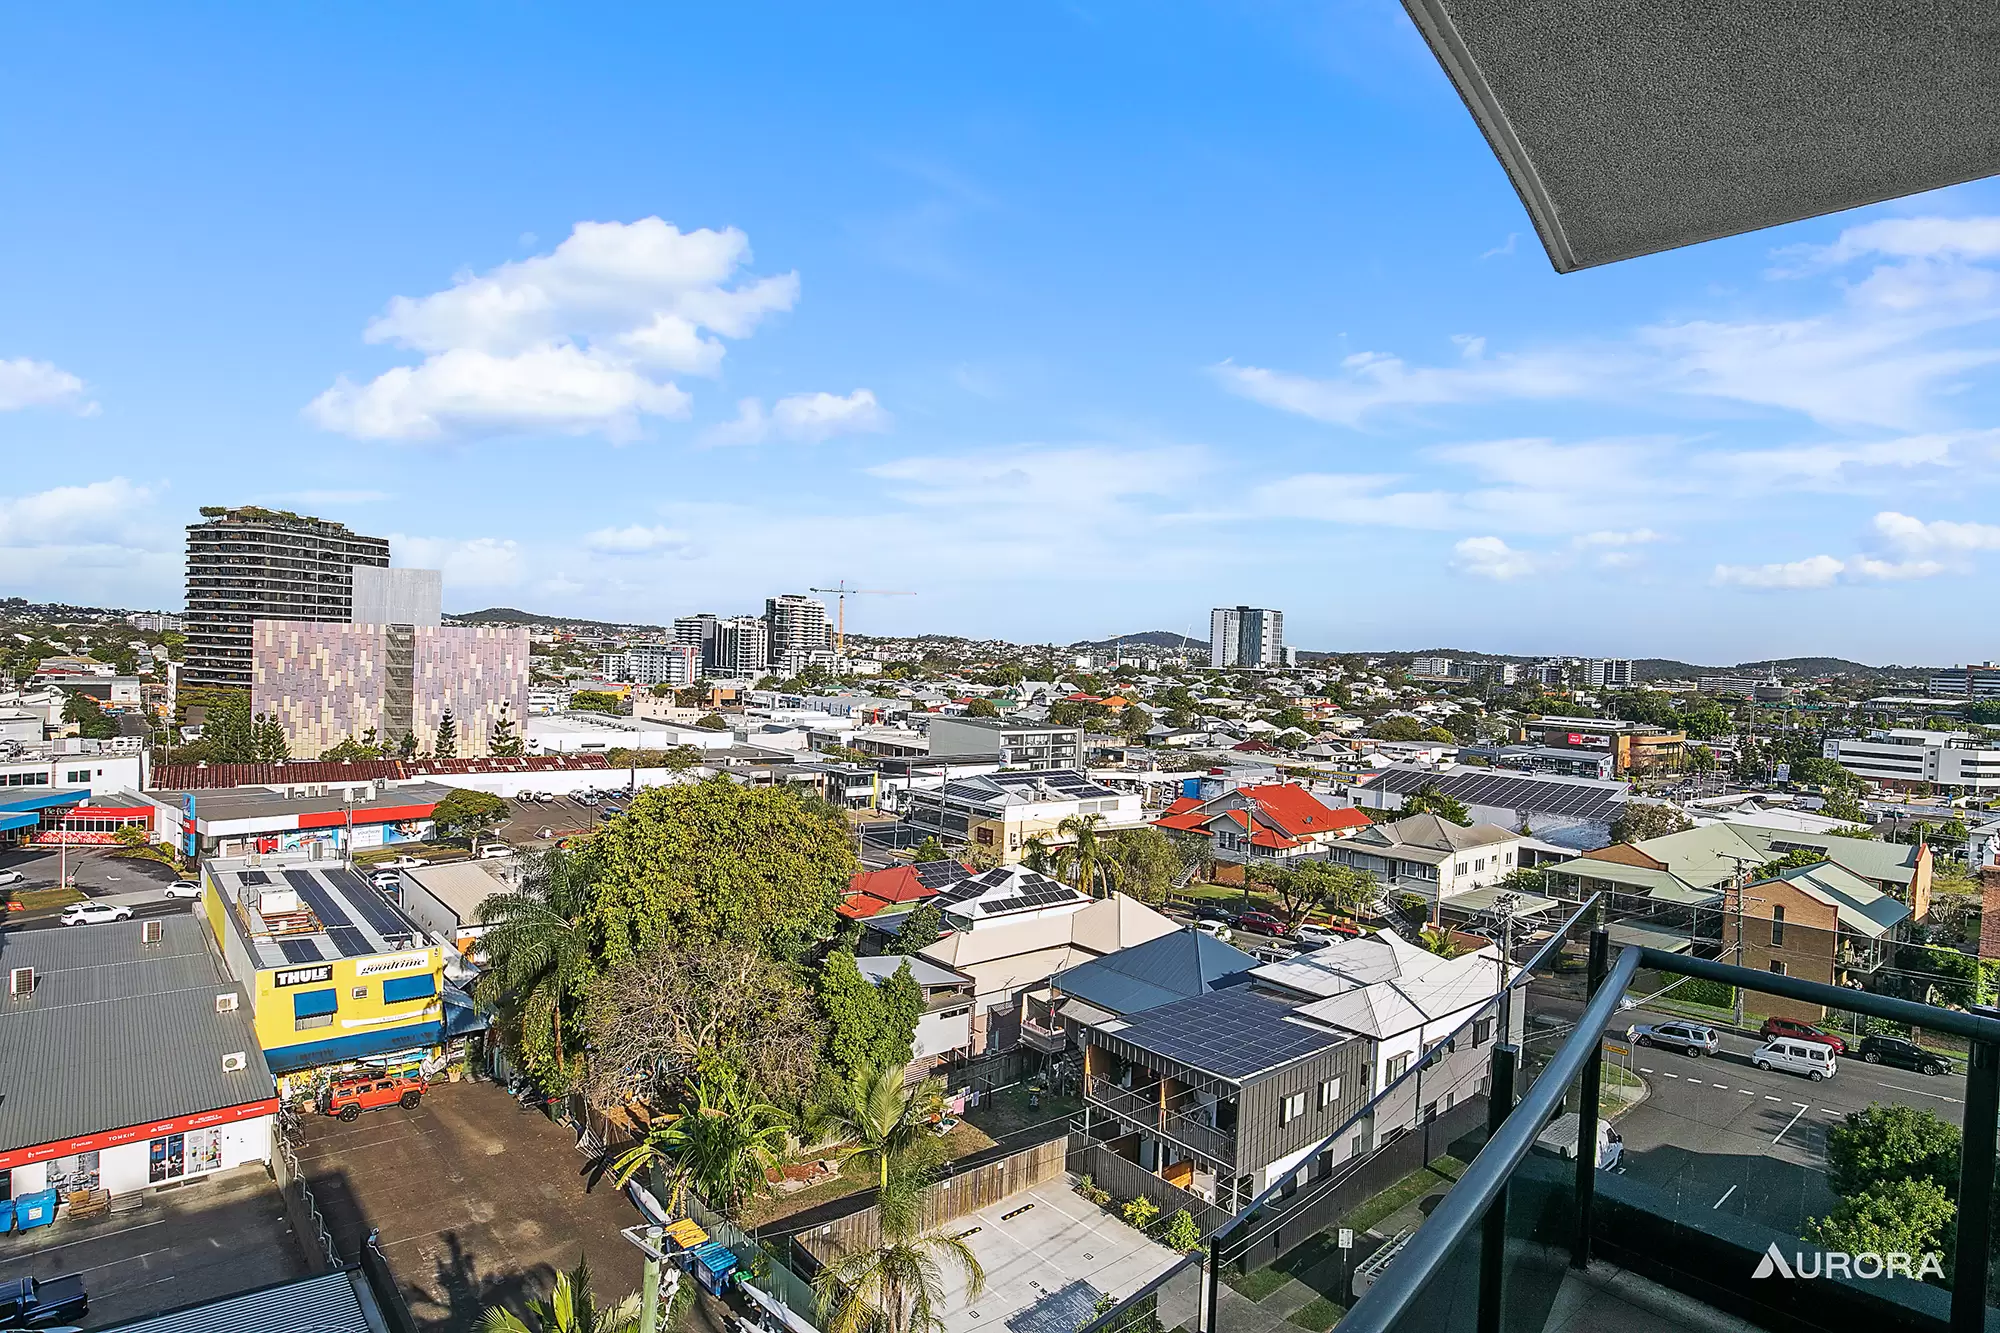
251,621,529,758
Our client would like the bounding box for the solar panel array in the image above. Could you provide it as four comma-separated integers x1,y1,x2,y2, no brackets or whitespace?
990,770,1118,799
279,937,326,964
239,870,269,887
1369,767,1624,823
911,861,974,890
283,870,352,927
936,867,1080,916
327,927,373,958
324,867,419,941
1115,990,1342,1080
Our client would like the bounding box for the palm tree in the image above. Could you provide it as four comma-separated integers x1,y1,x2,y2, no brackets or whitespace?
1418,925,1467,959
1053,813,1118,897
815,1169,984,1333
480,1259,640,1333
815,1062,944,1189
474,849,596,1087
610,1077,791,1219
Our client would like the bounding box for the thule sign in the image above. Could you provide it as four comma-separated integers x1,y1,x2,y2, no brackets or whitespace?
274,964,333,987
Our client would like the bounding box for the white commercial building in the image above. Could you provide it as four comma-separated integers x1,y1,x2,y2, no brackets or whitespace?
1831,729,2000,793
599,642,700,687
1585,658,1635,689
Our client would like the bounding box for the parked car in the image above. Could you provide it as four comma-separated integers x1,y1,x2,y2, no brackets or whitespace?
477,844,515,859
61,901,133,927
381,855,423,869
1194,918,1233,942
1753,1037,1837,1081
0,1272,88,1326
1233,911,1289,937
163,881,203,900
319,1072,428,1122
369,870,402,890
1759,1017,1846,1053
0,869,26,888
600,805,624,818
1626,1020,1720,1058
1857,1034,1952,1076
1294,920,1362,947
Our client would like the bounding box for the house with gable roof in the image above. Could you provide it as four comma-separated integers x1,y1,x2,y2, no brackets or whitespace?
1154,782,1372,867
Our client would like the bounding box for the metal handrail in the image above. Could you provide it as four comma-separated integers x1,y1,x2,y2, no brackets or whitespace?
1336,945,1643,1333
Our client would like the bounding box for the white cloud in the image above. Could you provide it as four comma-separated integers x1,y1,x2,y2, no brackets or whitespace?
583,523,692,555
310,218,797,441
0,358,93,413
1713,555,1847,589
702,389,890,447
388,535,525,589
1787,217,2000,268
1451,536,1548,581
1872,510,2000,556
1214,348,1607,429
1575,529,1663,547
0,478,155,545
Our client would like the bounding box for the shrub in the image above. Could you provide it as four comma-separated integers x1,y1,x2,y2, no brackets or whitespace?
1121,1195,1160,1230
1074,1174,1111,1205
1160,1208,1202,1252
1675,976,1735,1009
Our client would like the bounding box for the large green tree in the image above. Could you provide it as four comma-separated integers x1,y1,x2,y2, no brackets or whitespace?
893,901,946,954
609,1076,791,1220
819,953,925,1087
1609,802,1693,845
1105,827,1186,905
432,788,510,842
1826,1103,1961,1198
1808,1177,1955,1274
583,777,852,965
569,690,623,715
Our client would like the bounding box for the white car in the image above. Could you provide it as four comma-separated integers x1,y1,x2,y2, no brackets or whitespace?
381,855,422,870
1195,918,1233,942
478,844,516,859
163,881,203,900
62,902,134,926
0,870,26,888
369,870,402,890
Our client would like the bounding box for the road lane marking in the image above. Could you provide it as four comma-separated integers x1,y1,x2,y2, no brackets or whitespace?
1740,1089,1754,1095
1711,1082,1730,1089
1663,1072,1679,1079
1765,1095,1781,1101
1639,1067,1654,1074
1774,1103,1809,1143
1714,1185,1737,1209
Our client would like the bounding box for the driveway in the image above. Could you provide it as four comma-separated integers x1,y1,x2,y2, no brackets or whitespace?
290,1079,643,1333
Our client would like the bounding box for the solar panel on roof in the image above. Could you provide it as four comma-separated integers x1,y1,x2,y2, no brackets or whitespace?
239,870,269,886
284,871,353,927
327,926,373,958
911,861,973,889
279,937,325,964
325,867,417,939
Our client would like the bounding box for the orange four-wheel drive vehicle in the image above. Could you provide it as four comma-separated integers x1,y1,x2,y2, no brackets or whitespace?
318,1072,428,1121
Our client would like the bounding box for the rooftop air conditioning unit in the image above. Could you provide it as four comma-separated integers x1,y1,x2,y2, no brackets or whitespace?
142,919,164,944
222,1051,247,1072
216,992,239,1013
9,966,33,998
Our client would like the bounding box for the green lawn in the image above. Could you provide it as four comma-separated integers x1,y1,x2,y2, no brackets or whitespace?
1223,1266,1292,1300
1287,1296,1345,1332
1340,1155,1467,1236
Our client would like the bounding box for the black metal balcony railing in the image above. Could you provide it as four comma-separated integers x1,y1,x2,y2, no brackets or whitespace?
1087,1076,1236,1165
1338,936,2000,1333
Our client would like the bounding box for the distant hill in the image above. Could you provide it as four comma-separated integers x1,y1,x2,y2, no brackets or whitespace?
1074,631,1209,651
452,607,663,632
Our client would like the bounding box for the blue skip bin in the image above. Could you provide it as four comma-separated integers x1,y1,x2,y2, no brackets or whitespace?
13,1189,58,1231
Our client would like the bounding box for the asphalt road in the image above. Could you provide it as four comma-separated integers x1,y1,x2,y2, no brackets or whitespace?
1585,999,1965,1236
0,845,192,931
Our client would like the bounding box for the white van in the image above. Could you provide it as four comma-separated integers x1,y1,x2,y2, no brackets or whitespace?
1535,1113,1623,1170
1753,1038,1837,1081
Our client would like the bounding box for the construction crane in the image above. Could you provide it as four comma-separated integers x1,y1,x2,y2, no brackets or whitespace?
809,583,915,656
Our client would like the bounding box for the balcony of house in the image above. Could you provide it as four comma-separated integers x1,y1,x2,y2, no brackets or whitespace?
1019,986,1070,1054
1084,1072,1239,1170
1838,933,1891,974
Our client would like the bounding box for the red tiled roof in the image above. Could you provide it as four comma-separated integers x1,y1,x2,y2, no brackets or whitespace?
153,754,613,791
1235,784,1370,837
839,862,967,919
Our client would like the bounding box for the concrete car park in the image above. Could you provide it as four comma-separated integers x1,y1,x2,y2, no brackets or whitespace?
292,1078,642,1333
0,1168,309,1330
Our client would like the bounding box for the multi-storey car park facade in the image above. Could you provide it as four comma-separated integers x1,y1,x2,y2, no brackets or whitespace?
183,507,390,690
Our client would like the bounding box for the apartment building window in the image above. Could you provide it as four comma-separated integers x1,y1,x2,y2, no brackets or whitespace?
1473,1017,1496,1046
66,769,91,784
1385,1052,1410,1083
1769,960,1786,976
1317,1077,1341,1110
1770,905,1785,947
976,828,994,846
1455,862,1468,876
1280,1091,1307,1126
1474,858,1485,872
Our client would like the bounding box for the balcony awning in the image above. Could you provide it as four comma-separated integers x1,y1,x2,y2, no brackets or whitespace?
1401,0,2000,270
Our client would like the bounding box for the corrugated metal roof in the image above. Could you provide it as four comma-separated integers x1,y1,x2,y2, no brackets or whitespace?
97,1269,381,1333
1052,929,1257,1017
0,916,274,1154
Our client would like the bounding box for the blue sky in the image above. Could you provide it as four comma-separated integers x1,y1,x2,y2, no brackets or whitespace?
5,3,2000,665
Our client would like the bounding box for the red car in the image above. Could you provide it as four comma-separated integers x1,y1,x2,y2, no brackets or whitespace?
1759,1017,1845,1054
319,1072,428,1122
1233,911,1290,938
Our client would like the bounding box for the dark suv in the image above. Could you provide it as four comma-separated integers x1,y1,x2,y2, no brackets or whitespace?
1857,1035,1952,1077
1626,1020,1721,1058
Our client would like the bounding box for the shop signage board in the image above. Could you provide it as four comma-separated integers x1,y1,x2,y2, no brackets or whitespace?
274,964,333,987
356,950,432,977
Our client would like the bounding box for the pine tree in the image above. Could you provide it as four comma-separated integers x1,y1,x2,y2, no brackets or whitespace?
434,709,458,760
489,709,523,757
398,730,419,759
250,713,290,762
